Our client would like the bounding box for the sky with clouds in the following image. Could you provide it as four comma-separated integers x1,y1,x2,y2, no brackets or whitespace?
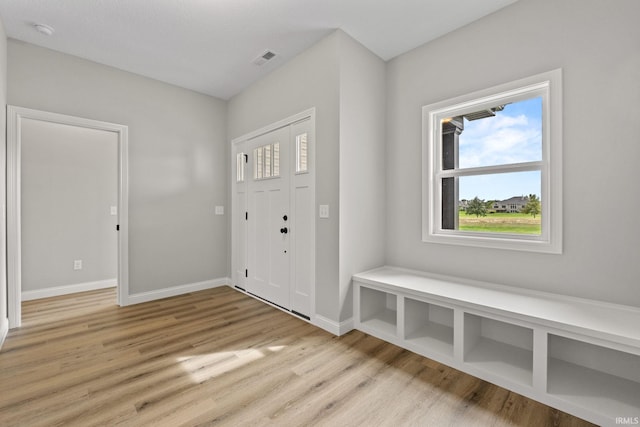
458,97,542,201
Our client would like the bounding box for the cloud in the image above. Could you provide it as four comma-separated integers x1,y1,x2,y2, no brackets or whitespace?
458,112,541,169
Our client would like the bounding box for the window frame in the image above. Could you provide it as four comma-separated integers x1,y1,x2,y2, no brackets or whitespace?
422,69,563,253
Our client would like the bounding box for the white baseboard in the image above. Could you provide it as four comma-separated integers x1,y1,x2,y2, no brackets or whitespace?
21,279,117,301
125,277,231,305
313,314,354,336
0,317,8,351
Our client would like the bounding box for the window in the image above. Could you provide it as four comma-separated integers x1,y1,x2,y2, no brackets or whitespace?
236,152,246,183
253,143,280,180
422,69,562,253
296,132,308,173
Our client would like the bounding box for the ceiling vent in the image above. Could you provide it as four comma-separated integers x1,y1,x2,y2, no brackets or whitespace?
252,50,277,66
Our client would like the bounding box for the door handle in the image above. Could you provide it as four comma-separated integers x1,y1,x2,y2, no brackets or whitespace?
280,227,288,234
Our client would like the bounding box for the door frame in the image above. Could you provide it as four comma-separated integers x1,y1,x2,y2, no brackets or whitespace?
6,106,129,328
231,108,316,320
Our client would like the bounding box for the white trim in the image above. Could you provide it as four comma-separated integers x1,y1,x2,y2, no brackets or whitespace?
422,69,562,254
313,314,354,336
230,108,316,145
126,278,230,305
0,317,8,351
21,279,117,301
7,106,129,327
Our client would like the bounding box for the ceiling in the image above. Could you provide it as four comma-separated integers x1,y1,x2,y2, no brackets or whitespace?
0,0,517,100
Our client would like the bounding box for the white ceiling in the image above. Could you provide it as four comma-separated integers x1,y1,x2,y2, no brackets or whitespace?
0,0,517,100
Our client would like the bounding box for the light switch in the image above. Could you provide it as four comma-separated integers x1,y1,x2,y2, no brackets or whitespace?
215,206,225,215
110,206,118,216
319,204,329,219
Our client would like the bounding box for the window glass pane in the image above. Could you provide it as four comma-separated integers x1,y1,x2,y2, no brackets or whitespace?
264,144,272,178
273,143,280,177
236,152,245,182
458,97,542,169
296,133,308,173
254,147,263,180
457,171,541,235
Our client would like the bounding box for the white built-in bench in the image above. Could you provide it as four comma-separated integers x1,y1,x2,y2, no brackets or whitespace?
353,266,640,427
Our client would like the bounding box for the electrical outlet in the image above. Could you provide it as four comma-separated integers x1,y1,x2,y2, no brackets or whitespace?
319,205,329,219
74,260,82,270
215,206,224,215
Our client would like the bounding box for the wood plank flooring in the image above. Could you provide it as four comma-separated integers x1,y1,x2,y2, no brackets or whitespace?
0,287,595,426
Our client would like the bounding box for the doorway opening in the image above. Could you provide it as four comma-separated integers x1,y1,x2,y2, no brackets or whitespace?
7,106,129,328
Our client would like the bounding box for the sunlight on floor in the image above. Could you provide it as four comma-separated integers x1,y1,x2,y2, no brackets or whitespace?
177,345,287,383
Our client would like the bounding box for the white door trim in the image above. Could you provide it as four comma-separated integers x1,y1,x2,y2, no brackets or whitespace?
6,106,129,328
230,108,316,145
231,108,316,321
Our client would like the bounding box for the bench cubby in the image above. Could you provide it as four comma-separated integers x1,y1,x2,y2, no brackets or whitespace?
464,313,533,386
353,266,640,427
547,334,640,421
358,286,397,339
404,298,454,358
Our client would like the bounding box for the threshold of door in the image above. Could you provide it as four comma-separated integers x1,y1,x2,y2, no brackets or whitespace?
239,289,311,322
292,310,310,321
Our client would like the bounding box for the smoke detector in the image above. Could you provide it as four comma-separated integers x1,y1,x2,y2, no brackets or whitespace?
252,50,277,66
33,23,55,36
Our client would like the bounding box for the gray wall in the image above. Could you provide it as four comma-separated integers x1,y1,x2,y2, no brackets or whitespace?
0,20,7,336
337,34,386,321
228,32,341,321
21,119,117,292
385,0,640,306
8,40,228,295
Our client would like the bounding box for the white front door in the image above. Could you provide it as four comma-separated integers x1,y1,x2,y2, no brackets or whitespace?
247,126,291,308
231,110,315,318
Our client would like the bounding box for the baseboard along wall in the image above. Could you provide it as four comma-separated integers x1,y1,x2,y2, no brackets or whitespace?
125,277,231,305
313,314,354,336
21,279,117,301
0,317,8,350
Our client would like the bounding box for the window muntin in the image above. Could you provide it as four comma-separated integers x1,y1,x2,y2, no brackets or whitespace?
423,69,562,253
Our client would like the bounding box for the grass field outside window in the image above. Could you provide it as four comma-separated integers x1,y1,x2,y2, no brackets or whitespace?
458,211,541,234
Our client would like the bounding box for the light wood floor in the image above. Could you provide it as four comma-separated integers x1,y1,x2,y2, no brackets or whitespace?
0,287,594,427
